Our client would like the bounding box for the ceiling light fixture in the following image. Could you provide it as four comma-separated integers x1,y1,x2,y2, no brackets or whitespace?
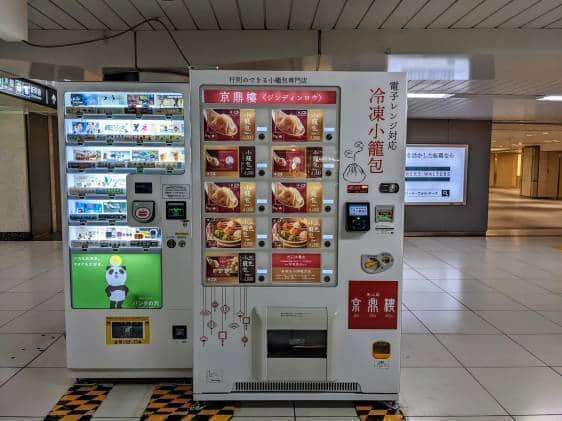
537,95,562,101
408,93,454,99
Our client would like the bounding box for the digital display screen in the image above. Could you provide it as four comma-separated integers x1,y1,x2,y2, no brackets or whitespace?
166,201,186,220
349,204,369,216
405,145,468,205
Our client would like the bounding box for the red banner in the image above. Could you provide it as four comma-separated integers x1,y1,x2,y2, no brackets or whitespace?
348,281,398,329
203,89,337,105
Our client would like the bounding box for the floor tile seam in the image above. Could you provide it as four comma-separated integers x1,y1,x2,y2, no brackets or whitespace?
405,303,512,392
505,333,562,370
12,332,65,373
447,295,556,368
440,285,540,315
0,292,63,312
0,288,63,330
0,366,23,389
0,311,26,328
423,248,477,271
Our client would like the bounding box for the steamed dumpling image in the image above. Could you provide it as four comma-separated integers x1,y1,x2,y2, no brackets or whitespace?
205,109,238,137
206,182,239,209
273,110,305,137
272,182,305,209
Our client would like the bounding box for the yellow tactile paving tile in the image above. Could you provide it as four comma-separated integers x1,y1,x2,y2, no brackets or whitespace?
45,384,112,420
355,402,404,421
141,384,238,420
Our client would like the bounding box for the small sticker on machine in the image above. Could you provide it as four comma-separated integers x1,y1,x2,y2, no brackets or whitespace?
163,184,189,200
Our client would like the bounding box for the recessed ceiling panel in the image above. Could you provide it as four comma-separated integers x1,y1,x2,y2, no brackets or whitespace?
335,0,373,30
405,0,456,29
382,0,429,29
28,0,85,29
209,0,241,29
476,0,542,28
184,0,219,29
289,0,319,29
77,0,130,30
265,0,291,29
239,0,265,29
51,0,107,29
312,0,346,29
157,0,196,29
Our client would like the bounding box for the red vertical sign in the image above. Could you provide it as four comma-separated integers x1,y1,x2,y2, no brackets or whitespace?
348,281,398,329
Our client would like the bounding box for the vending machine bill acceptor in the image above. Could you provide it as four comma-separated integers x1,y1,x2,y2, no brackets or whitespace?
190,71,407,400
59,83,193,378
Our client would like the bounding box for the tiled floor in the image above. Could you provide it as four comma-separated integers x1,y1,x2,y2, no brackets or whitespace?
488,188,562,232
2,238,562,420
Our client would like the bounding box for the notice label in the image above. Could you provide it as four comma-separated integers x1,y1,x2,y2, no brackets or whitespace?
163,184,189,200
271,253,321,283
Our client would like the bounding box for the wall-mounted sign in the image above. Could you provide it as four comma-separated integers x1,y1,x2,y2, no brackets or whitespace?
0,74,57,108
405,144,468,205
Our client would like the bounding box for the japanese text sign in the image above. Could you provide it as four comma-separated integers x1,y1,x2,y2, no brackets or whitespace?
348,281,398,329
203,89,337,105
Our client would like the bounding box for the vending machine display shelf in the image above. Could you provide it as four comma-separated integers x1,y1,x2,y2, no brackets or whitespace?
67,167,185,175
65,111,184,119
70,242,161,251
68,193,127,200
68,220,128,227
65,138,184,147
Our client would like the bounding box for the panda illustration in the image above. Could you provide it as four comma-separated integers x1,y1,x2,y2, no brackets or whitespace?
105,255,129,309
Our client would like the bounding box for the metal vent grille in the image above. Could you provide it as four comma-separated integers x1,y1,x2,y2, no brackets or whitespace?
233,381,361,393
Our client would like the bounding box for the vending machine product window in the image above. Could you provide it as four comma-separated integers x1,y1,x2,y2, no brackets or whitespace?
199,87,340,287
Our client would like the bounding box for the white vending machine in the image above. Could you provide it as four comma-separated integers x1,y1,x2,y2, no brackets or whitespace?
58,83,193,378
190,71,407,400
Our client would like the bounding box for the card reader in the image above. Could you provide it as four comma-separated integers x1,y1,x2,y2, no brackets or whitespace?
345,202,371,232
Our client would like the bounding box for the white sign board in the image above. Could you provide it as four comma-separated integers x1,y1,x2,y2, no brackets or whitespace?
405,145,468,205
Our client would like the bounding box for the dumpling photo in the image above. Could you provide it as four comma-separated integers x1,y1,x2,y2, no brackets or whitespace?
272,182,305,209
204,109,238,137
206,182,239,209
273,110,306,137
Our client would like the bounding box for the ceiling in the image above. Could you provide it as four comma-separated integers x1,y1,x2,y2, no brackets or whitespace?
492,122,562,150
26,0,562,31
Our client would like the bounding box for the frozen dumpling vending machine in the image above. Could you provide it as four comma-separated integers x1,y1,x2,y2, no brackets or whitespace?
58,83,193,378
190,71,407,401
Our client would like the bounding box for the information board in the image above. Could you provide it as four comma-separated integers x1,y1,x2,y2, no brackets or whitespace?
405,145,468,205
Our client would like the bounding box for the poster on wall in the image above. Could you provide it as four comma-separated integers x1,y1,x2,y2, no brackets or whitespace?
71,252,162,309
404,145,468,205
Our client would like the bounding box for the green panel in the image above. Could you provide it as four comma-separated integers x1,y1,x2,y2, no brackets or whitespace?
71,252,162,309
